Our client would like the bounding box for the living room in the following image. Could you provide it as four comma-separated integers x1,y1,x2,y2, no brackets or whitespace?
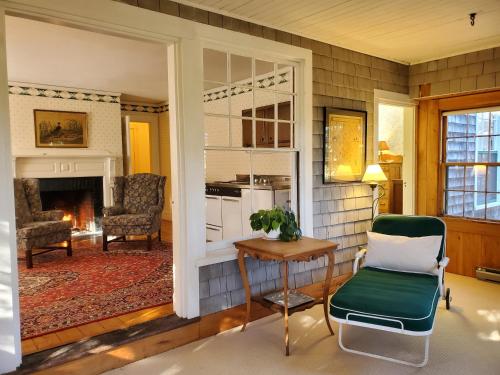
5,14,176,352
0,1,499,375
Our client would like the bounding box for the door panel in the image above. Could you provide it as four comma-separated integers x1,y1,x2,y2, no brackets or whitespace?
222,196,242,239
129,122,152,174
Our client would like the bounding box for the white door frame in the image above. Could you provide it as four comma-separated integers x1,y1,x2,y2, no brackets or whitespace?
374,89,417,215
0,7,22,373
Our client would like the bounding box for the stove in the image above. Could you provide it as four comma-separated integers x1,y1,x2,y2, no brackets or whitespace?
205,184,242,197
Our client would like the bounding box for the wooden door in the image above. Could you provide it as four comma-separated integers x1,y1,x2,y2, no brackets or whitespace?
129,122,152,174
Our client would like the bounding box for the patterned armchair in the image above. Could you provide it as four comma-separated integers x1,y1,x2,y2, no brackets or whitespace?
102,173,166,251
14,178,72,268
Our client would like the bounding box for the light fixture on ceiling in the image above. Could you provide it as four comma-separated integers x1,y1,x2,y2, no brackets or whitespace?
469,12,477,26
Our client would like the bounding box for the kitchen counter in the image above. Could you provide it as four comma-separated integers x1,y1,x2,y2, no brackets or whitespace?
206,181,291,190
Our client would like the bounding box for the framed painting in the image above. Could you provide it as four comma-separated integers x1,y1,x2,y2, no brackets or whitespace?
323,108,367,183
34,110,88,148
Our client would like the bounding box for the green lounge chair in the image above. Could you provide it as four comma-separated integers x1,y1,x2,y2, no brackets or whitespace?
329,215,451,367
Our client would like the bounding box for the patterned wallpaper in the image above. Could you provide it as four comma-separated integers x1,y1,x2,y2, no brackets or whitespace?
121,102,168,113
9,83,123,157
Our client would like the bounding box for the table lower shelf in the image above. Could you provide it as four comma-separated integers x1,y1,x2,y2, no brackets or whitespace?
252,290,324,316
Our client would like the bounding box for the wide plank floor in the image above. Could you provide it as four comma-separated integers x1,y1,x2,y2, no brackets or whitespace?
21,220,174,355
22,304,174,355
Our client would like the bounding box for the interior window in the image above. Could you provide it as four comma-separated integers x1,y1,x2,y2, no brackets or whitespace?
203,48,299,248
442,109,500,221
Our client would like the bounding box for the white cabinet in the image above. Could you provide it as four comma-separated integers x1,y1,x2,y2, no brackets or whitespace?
206,224,223,242
241,189,274,236
221,196,243,239
205,195,222,226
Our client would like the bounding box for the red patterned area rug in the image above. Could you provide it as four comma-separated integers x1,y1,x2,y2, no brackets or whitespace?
18,239,173,339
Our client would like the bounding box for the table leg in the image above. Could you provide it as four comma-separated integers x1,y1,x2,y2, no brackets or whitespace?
323,251,335,335
283,260,290,356
237,249,251,332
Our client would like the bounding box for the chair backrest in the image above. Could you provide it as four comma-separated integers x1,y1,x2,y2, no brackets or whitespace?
13,178,43,227
113,173,166,214
372,214,446,261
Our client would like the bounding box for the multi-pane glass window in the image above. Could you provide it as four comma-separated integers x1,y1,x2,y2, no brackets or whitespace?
443,109,500,221
203,49,296,149
203,48,299,247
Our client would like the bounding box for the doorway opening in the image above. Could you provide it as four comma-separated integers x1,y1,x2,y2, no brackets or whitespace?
6,14,177,355
129,122,152,174
375,91,416,215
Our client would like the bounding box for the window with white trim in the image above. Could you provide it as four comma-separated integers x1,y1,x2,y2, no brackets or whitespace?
203,48,299,249
442,108,500,221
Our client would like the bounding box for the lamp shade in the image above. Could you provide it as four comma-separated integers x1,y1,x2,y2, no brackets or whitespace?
362,164,387,184
378,140,390,151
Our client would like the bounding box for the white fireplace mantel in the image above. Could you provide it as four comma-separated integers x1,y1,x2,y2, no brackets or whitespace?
12,153,118,206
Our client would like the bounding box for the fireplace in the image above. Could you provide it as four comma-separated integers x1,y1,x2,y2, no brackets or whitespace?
39,177,104,235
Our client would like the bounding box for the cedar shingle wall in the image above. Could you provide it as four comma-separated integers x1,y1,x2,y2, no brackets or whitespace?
409,48,500,98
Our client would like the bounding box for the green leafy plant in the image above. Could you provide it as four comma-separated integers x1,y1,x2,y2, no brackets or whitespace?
249,206,302,242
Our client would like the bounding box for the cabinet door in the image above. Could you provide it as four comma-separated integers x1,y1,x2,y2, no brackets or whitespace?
241,189,273,236
222,196,243,239
242,118,253,147
206,195,222,226
255,120,269,147
206,224,223,242
242,109,252,147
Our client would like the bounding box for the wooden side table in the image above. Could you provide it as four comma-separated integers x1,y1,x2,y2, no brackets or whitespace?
234,236,338,356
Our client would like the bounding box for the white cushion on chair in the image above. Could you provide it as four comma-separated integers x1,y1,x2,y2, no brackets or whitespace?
365,231,442,275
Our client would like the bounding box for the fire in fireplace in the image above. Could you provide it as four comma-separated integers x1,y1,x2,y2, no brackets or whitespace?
39,177,104,235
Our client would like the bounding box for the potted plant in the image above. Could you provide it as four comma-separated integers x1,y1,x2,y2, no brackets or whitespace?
249,206,302,241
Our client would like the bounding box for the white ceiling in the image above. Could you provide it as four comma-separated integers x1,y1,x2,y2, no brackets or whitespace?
178,0,500,64
5,16,169,104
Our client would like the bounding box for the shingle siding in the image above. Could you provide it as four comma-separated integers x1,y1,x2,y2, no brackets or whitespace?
409,47,500,98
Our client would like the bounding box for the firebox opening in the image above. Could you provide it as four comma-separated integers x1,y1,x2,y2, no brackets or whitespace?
39,177,104,235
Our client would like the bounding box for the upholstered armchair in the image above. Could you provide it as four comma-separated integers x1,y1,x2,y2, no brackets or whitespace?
14,178,72,268
102,173,166,251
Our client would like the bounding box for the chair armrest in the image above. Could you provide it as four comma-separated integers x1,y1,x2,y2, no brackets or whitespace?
353,247,367,275
439,257,450,268
438,257,450,298
33,210,64,222
355,248,367,259
103,206,125,217
148,205,163,216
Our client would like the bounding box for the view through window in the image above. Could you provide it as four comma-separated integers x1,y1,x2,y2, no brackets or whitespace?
443,108,500,221
203,48,299,248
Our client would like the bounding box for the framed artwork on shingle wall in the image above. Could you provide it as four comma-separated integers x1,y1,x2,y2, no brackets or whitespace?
323,107,367,183
34,109,88,148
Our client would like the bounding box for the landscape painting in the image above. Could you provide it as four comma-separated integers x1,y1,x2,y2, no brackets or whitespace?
34,110,88,148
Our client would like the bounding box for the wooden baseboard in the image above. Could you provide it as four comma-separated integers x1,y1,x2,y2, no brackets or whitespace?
30,273,351,374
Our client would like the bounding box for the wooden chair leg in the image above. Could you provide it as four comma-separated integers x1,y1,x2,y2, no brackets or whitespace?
26,249,33,269
158,229,162,243
147,235,152,251
67,237,73,257
103,232,108,251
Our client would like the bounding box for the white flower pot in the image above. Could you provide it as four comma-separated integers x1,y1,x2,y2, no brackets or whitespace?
265,229,280,240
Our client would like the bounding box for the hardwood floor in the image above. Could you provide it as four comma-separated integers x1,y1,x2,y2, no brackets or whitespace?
21,220,174,356
24,274,351,375
22,304,174,355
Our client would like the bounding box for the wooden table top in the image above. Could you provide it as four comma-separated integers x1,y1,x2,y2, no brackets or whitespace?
234,236,337,261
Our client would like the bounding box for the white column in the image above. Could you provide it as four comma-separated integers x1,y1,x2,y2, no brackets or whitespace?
168,39,205,318
0,8,22,373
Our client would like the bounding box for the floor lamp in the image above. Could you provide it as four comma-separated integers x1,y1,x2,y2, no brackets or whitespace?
362,164,388,222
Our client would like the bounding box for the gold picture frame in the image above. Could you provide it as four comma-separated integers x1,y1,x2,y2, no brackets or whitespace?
34,110,88,148
323,108,367,183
